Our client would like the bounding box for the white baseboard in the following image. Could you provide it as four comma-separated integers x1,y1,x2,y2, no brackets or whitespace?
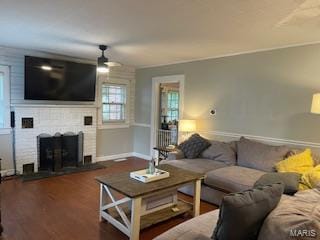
132,152,152,160
1,168,15,177
96,152,132,162
96,152,152,162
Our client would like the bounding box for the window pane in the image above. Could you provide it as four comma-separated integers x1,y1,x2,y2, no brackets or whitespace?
0,73,4,128
102,84,127,122
167,91,179,122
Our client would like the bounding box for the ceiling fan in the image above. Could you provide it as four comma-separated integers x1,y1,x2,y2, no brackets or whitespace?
97,45,121,73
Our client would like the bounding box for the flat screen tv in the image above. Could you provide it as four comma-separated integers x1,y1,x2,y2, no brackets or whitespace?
25,56,96,101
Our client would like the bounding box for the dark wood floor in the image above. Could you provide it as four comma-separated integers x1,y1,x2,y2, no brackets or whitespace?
2,158,217,240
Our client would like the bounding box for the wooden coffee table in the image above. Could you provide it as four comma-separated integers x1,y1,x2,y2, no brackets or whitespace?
96,164,204,240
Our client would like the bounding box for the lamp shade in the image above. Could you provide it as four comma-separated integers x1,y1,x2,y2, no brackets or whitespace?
179,119,196,132
311,93,320,114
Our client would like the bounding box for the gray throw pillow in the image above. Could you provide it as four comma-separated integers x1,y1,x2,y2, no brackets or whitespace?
178,134,211,159
212,183,284,240
254,172,301,196
201,140,236,165
237,137,289,172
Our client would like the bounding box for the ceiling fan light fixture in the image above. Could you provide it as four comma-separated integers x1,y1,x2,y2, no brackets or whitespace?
97,45,109,74
97,65,109,73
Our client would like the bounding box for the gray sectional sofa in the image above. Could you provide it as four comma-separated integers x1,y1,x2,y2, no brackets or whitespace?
160,136,319,205
155,189,320,240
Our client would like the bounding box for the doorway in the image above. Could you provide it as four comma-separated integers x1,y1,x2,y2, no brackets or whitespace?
150,75,184,157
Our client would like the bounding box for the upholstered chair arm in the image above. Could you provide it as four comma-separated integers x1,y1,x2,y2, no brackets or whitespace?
167,149,185,160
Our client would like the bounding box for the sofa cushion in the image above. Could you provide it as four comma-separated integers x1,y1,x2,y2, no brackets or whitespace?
258,189,320,240
205,166,265,193
200,140,236,165
160,159,228,174
154,209,219,240
275,148,314,174
212,183,284,240
178,134,211,159
237,137,289,172
254,172,301,195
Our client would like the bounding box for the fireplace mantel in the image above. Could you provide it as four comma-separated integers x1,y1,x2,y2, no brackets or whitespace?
11,104,98,108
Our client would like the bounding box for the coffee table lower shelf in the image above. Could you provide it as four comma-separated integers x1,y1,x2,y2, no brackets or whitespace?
106,200,193,230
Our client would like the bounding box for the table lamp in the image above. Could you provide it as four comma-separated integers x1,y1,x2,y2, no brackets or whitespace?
311,93,320,114
178,119,196,142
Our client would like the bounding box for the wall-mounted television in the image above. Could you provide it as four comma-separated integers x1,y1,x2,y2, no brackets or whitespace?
25,56,96,101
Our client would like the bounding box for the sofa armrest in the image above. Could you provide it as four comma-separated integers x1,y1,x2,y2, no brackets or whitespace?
167,149,185,160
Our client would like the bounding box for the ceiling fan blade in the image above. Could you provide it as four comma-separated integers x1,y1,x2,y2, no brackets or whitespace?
105,61,122,67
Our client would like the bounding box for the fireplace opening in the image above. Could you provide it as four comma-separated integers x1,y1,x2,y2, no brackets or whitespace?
38,132,84,172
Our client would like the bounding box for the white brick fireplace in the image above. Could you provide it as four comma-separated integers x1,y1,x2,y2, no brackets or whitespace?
12,105,97,174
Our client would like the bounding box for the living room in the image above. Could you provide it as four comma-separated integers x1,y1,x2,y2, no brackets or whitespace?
1,1,320,240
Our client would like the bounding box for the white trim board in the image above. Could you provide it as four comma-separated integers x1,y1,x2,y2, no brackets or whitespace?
150,74,185,157
96,152,152,162
132,123,151,128
0,128,11,135
132,152,152,160
96,153,132,162
1,168,15,177
199,130,320,149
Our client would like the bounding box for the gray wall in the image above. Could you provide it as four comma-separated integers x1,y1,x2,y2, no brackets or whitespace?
134,43,320,155
97,127,133,156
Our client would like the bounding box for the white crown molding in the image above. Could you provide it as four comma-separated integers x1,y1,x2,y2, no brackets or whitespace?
137,40,320,69
199,130,320,149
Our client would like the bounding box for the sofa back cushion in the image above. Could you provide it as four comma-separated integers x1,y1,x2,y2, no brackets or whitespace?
212,183,284,240
254,172,301,195
201,140,236,165
237,137,289,172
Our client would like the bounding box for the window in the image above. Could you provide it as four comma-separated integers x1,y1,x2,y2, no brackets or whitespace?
0,66,10,129
167,91,179,122
102,84,127,122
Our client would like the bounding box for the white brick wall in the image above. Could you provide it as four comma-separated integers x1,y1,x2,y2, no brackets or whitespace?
13,105,97,173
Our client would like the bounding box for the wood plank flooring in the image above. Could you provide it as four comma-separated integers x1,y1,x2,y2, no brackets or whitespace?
1,158,217,240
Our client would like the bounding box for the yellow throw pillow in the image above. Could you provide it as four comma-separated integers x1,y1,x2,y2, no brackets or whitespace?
275,148,314,174
300,165,320,190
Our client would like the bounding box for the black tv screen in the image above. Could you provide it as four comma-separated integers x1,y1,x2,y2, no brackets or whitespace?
25,56,96,101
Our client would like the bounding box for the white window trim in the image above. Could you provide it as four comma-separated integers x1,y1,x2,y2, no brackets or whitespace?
0,65,11,134
98,76,131,129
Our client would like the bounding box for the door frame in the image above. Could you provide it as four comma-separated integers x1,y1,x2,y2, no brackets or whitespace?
150,74,185,157
0,65,11,132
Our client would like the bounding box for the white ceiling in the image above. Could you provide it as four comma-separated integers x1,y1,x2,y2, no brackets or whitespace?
1,0,320,68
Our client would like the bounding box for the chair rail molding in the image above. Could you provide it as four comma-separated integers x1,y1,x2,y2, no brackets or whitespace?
132,122,151,128
199,130,320,149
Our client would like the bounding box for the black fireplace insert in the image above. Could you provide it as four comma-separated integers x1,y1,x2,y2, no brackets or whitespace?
38,132,83,172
